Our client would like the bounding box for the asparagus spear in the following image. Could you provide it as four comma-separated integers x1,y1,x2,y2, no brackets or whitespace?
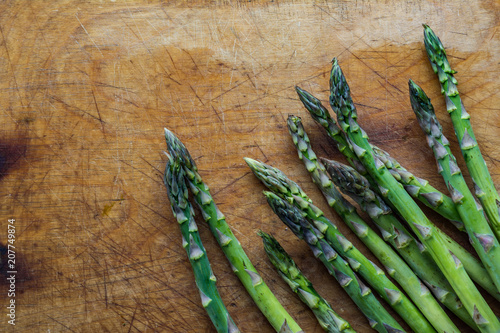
296,84,500,301
286,115,461,333
164,128,303,333
296,86,464,230
245,158,435,333
409,79,500,293
423,24,500,241
329,58,500,332
164,156,240,333
263,191,405,333
295,86,366,176
259,230,357,333
322,158,478,331
371,146,464,229
330,148,500,304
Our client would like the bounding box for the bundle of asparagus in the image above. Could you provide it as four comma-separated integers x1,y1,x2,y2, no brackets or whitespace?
163,25,500,332
163,129,304,333
282,26,500,332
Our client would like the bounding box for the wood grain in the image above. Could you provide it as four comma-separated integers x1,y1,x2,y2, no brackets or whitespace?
0,0,499,332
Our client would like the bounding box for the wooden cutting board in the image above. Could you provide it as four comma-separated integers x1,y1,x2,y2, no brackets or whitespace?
1,0,499,332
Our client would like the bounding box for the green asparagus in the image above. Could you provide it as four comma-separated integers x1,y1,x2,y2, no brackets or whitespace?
295,86,463,229
259,230,356,333
164,156,240,333
423,24,500,242
322,158,478,331
286,115,460,333
246,157,435,332
295,86,365,175
371,146,463,229
329,58,500,332
296,82,500,301
409,79,500,294
264,191,405,333
325,150,500,301
164,128,303,333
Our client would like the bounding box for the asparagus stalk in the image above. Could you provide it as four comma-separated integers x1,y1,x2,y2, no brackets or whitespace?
286,115,461,333
371,146,464,230
423,24,500,241
164,157,240,333
164,128,303,333
322,158,478,331
245,158,435,333
409,79,500,294
263,191,405,333
295,86,366,176
329,58,500,332
325,155,500,302
259,230,357,333
295,86,463,230
296,83,500,301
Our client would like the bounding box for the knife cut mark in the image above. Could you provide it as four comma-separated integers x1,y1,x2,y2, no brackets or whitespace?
0,24,23,108
91,88,106,134
75,13,103,57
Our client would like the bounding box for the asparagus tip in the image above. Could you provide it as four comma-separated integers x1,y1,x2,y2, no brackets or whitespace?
295,85,329,120
243,157,258,169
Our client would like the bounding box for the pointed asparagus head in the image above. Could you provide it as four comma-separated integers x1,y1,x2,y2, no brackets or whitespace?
423,24,455,76
408,79,444,139
245,157,311,202
258,230,295,276
321,158,370,197
329,58,357,129
264,191,319,248
295,86,340,131
164,128,196,170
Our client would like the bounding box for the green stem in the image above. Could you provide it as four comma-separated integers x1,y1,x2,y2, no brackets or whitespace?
423,24,500,242
259,231,357,333
264,191,405,333
329,58,500,333
295,86,463,230
322,158,478,331
164,157,240,333
287,115,459,333
165,128,303,333
409,79,500,294
295,84,500,301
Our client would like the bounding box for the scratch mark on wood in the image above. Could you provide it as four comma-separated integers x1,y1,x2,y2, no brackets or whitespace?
91,88,106,133
212,171,252,196
211,105,223,123
211,66,272,102
139,156,163,175
188,84,205,106
49,95,106,124
132,197,169,222
47,315,78,332
119,159,163,186
182,48,205,79
0,24,23,107
75,13,104,56
104,259,109,309
163,46,178,70
127,304,139,333
254,141,268,163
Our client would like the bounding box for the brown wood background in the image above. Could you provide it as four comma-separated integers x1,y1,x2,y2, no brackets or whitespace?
0,0,499,332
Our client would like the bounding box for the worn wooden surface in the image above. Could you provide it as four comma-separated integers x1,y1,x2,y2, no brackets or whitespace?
0,0,499,332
